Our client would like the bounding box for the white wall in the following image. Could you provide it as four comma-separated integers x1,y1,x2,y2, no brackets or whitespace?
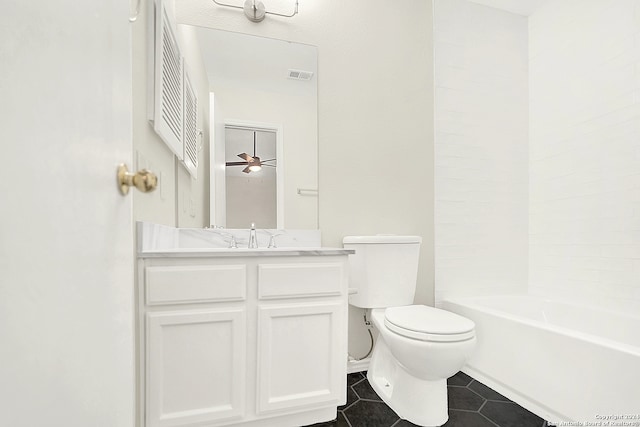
435,0,640,314
434,0,529,303
529,0,640,313
176,25,212,228
132,0,210,228
177,0,435,356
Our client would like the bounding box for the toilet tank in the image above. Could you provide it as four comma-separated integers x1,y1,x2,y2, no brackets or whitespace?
343,235,422,309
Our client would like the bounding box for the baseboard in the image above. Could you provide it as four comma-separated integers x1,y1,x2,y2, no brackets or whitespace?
347,356,370,373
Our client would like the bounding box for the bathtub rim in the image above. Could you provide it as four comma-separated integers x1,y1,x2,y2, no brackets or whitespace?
440,294,640,358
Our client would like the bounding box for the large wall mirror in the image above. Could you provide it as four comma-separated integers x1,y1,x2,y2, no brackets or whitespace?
186,25,318,230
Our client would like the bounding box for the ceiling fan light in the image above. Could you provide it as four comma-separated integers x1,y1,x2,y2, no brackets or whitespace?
248,164,262,172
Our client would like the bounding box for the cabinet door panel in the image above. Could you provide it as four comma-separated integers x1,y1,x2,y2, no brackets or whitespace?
146,309,245,427
257,302,344,414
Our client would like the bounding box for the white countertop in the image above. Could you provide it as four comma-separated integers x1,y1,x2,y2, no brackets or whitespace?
138,247,354,258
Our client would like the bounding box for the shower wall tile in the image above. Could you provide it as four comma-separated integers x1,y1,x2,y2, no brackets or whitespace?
433,0,529,304
529,0,640,313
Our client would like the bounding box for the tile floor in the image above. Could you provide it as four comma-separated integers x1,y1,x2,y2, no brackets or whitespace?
305,371,548,427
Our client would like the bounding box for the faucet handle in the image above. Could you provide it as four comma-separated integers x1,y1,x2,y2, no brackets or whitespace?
206,228,238,249
266,231,284,248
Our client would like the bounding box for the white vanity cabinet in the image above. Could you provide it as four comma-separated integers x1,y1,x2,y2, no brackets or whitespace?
137,250,350,427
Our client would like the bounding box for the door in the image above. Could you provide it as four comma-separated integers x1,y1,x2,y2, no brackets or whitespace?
146,309,246,427
256,302,344,414
0,2,134,426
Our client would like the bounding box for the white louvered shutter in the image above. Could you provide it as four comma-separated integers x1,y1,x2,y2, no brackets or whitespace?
182,72,198,177
153,0,184,160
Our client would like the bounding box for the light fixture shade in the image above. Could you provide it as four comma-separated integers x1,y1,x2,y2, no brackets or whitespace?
212,0,298,22
249,164,262,172
244,0,266,22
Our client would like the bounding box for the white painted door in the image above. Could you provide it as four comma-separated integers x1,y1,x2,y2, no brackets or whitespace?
0,2,134,427
146,309,246,427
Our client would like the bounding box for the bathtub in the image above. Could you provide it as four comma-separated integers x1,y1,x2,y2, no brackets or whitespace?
441,295,640,423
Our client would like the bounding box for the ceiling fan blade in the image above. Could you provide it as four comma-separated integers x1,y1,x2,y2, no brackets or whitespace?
242,166,252,174
226,161,249,166
260,158,276,163
238,152,254,162
261,164,276,168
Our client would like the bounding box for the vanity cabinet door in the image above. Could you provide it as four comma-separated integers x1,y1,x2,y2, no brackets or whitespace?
256,302,344,414
146,309,246,427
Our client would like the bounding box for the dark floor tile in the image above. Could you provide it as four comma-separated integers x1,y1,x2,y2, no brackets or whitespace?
344,400,399,427
442,410,497,427
393,418,421,426
481,400,545,427
338,386,358,410
468,380,511,402
347,372,365,387
352,377,382,401
447,386,485,411
303,411,351,427
310,372,546,427
447,371,473,387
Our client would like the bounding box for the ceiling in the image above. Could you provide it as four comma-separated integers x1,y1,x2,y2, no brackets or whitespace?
192,26,317,97
466,0,546,16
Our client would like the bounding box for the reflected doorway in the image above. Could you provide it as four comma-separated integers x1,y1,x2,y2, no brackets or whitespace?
225,126,277,228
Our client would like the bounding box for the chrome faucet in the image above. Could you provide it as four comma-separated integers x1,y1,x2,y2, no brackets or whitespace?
205,228,238,249
266,231,284,248
248,223,258,248
228,235,238,249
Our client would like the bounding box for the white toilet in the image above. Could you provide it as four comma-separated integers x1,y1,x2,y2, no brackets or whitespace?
343,235,476,427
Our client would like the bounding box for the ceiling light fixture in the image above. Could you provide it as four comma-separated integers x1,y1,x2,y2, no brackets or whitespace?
225,130,276,174
211,0,298,23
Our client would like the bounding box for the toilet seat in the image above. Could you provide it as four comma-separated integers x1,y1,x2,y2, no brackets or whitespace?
384,305,475,342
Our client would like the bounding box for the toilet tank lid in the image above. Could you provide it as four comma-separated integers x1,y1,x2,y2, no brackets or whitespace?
343,235,422,244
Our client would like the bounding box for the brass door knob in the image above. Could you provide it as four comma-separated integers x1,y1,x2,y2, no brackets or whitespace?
117,164,158,195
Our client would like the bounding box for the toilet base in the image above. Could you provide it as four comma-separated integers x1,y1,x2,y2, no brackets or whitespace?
367,338,448,427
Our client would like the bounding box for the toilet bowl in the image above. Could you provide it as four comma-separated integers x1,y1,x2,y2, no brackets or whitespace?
367,306,475,426
343,235,476,427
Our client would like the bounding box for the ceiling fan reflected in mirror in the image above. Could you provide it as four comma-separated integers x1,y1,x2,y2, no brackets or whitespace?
225,131,276,174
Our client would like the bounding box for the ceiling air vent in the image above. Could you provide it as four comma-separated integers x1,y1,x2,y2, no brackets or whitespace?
287,69,314,81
